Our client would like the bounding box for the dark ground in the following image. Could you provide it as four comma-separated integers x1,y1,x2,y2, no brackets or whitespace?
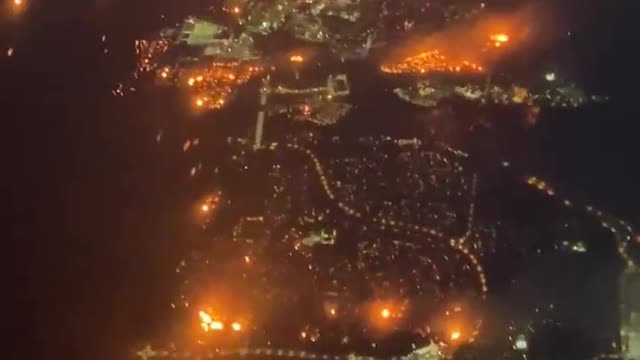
3,0,639,359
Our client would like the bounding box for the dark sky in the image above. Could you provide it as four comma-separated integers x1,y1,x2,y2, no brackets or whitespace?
4,0,639,359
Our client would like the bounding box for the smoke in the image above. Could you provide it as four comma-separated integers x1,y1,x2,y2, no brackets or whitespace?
383,3,548,68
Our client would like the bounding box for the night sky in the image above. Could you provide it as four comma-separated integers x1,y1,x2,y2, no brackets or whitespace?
4,0,639,359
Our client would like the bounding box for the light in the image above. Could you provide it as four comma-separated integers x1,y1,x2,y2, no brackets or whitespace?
14,0,23,6
545,72,556,81
244,255,251,264
491,33,510,43
380,308,391,319
290,55,304,63
201,204,209,212
515,334,528,350
233,6,240,14
329,308,336,316
196,99,204,107
231,322,242,331
161,71,168,78
196,75,204,82
450,331,461,341
209,321,224,331
199,311,212,324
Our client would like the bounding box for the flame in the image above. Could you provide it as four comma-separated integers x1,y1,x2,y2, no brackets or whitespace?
382,4,539,73
491,33,510,43
290,55,304,63
380,308,391,319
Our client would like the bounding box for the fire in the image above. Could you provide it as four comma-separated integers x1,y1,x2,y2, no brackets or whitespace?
182,63,262,110
231,322,242,331
199,310,224,331
290,55,304,63
209,321,224,330
382,4,539,74
380,308,391,319
381,50,484,75
491,33,510,43
451,331,461,341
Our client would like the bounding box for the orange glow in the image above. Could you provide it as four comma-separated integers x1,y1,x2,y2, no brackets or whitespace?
381,50,484,75
329,308,336,316
182,63,261,110
382,4,538,73
232,6,240,14
200,310,224,332
451,331,461,340
210,321,224,331
14,0,22,6
196,99,204,107
201,204,209,212
199,310,212,324
290,55,304,63
231,322,242,331
380,308,391,319
490,33,510,43
244,255,251,264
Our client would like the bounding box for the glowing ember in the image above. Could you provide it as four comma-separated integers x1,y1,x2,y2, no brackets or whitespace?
209,321,224,331
380,308,391,319
199,311,212,324
290,55,304,63
490,33,510,43
381,50,484,75
451,331,461,340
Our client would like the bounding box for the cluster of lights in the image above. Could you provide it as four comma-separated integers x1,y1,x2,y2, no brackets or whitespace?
381,50,484,75
171,63,261,110
526,176,637,270
283,143,488,296
199,310,243,333
201,192,221,213
135,40,169,74
489,33,510,47
456,243,488,294
289,55,304,63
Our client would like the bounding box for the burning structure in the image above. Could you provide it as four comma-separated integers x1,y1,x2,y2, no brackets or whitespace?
380,5,538,75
